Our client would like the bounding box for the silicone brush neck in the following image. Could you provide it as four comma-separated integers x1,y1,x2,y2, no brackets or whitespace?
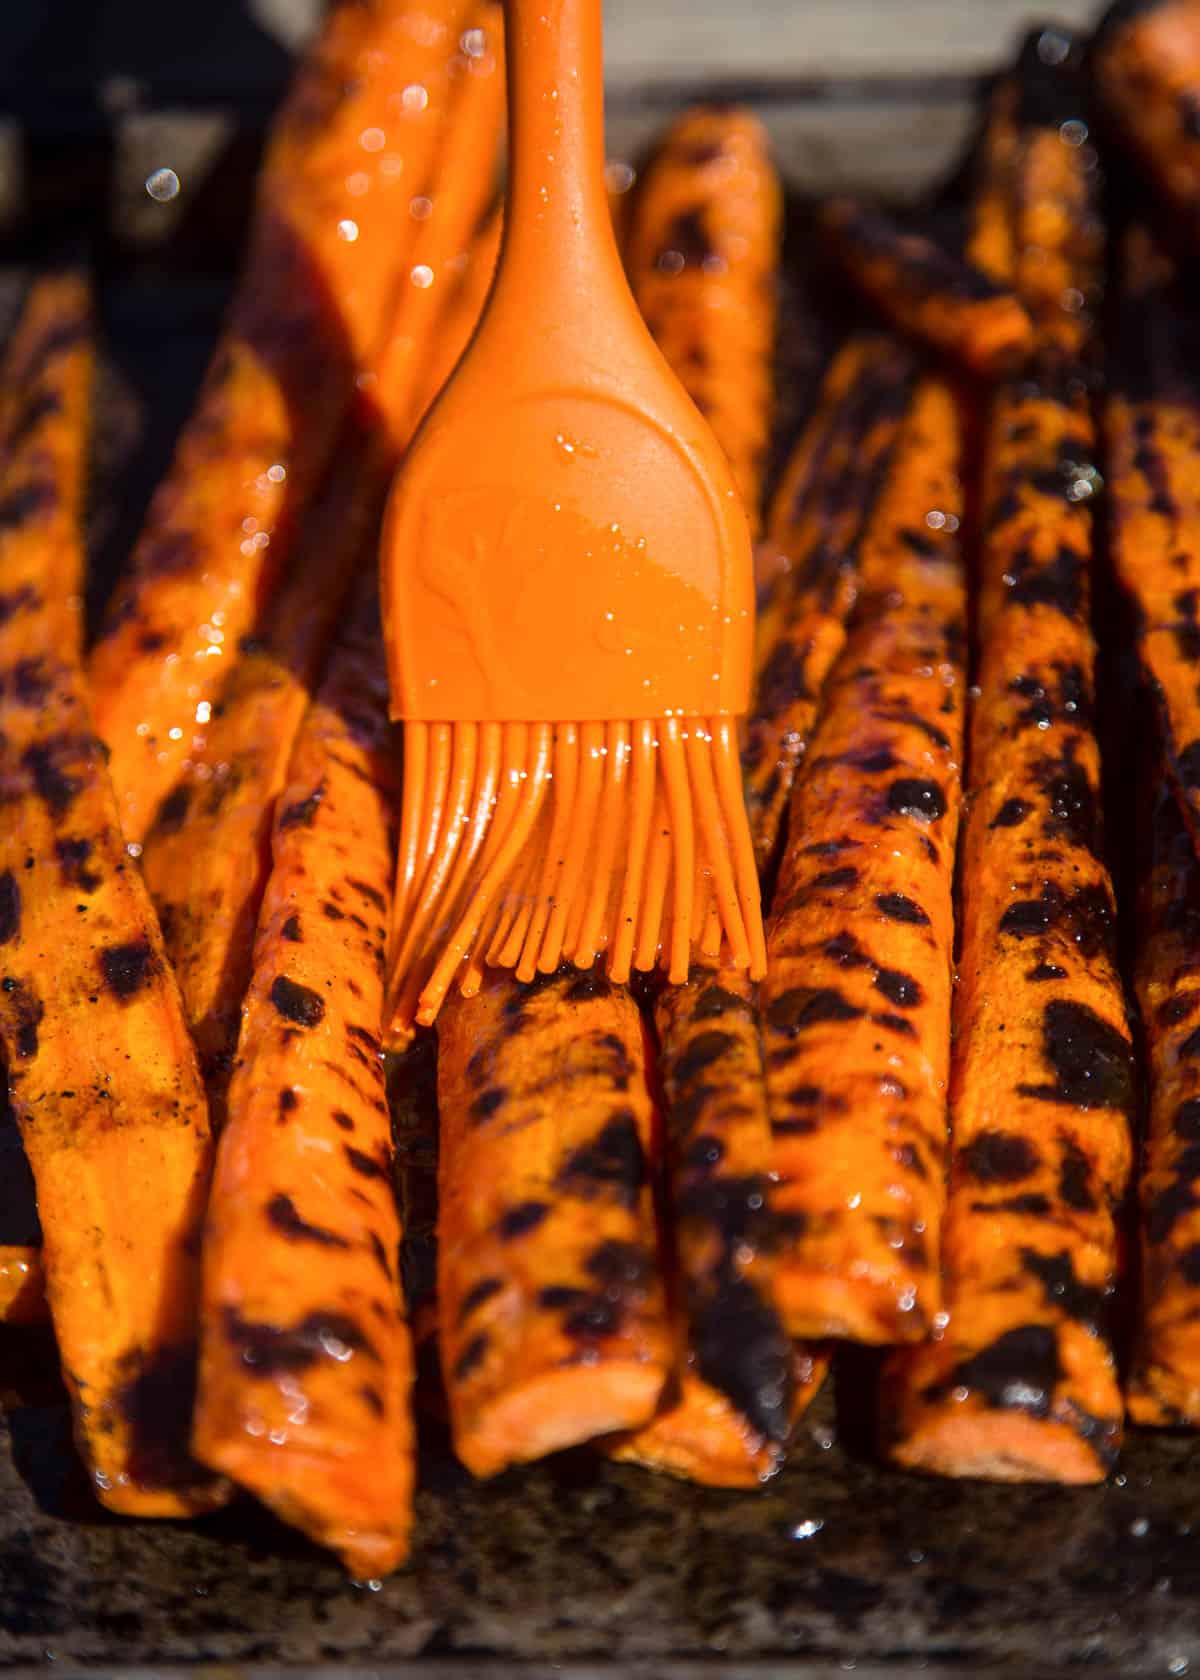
497,0,624,318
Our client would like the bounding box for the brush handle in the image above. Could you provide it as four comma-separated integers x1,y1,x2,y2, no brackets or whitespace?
498,0,625,321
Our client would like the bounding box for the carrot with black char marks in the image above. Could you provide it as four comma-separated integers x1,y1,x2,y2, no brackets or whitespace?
608,966,827,1486
141,12,504,1098
1094,0,1200,245
624,106,780,537
818,197,1033,378
436,966,672,1477
90,0,481,841
0,273,223,1514
1129,785,1200,1424
885,46,1133,1479
193,578,413,1577
743,333,917,872
759,373,967,1344
1106,224,1200,842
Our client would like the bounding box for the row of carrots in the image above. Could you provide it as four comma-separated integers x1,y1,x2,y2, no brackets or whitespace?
0,0,1199,1582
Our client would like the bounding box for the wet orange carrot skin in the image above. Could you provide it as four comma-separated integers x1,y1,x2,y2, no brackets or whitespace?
1129,789,1200,1424
760,376,966,1345
194,582,413,1578
0,277,222,1515
966,79,1020,283
1094,0,1200,241
818,197,1034,378
742,334,917,871
436,967,672,1478
625,107,780,537
90,0,481,841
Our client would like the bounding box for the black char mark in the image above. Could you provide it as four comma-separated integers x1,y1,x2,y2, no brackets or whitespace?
100,940,157,1000
0,872,20,944
556,1112,645,1209
766,987,864,1035
1017,1000,1134,1112
266,1193,350,1248
269,975,326,1027
224,1307,378,1376
959,1130,1040,1184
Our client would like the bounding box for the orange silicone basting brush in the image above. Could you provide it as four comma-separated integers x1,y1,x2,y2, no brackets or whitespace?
381,0,764,1031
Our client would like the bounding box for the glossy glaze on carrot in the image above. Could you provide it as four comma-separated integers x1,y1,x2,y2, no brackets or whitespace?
1094,0,1200,243
0,275,223,1514
193,580,413,1578
742,333,918,872
436,966,672,1477
625,106,781,537
759,374,966,1344
1129,785,1200,1424
1106,224,1200,842
141,31,504,1100
885,59,1134,1478
90,0,482,841
818,197,1034,378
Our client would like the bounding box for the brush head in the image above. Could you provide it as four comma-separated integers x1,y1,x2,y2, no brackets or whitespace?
380,336,755,724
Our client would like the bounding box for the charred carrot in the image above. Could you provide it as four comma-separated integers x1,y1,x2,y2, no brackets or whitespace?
89,0,483,841
1094,0,1200,244
193,578,412,1578
609,967,827,1487
624,106,780,537
0,274,222,1514
818,198,1034,378
757,374,966,1345
1129,785,1200,1424
743,333,917,872
884,58,1133,1476
142,26,504,1097
1106,225,1200,841
436,966,672,1477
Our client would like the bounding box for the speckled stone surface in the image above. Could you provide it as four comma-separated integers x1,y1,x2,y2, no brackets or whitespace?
1,1342,1199,1675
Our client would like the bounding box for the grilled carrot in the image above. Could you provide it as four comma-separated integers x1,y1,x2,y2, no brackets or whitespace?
436,966,672,1477
89,0,481,841
142,28,504,1099
1106,224,1200,840
818,198,1034,378
624,106,780,538
743,333,917,873
193,578,413,1577
1129,785,1200,1424
758,374,966,1344
608,967,828,1486
885,58,1134,1477
1094,0,1200,243
0,274,222,1514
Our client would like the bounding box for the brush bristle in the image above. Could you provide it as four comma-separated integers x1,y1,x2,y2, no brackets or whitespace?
386,715,766,1035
